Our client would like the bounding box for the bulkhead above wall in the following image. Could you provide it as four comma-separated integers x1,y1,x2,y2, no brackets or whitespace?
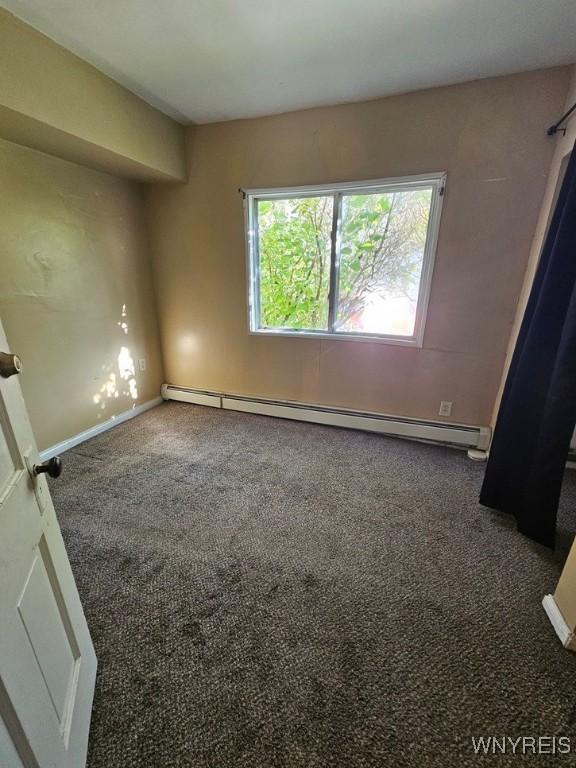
0,9,187,182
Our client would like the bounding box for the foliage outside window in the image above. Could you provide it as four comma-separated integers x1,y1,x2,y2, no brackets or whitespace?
246,174,445,345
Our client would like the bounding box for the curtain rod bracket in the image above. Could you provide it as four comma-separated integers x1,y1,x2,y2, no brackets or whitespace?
547,101,576,137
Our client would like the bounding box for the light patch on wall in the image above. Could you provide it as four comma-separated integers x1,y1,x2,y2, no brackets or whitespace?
91,305,139,419
178,333,198,354
92,372,118,404
118,345,138,401
117,303,129,335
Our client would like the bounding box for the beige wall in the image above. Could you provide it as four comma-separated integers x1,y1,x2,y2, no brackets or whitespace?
491,65,576,427
0,9,186,182
555,540,576,637
146,68,570,426
0,138,164,451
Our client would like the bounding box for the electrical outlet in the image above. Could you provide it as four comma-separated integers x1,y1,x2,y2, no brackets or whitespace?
138,358,147,372
439,401,453,417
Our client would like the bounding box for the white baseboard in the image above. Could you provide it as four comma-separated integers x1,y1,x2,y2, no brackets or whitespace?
542,594,576,651
162,383,491,450
39,397,163,461
160,383,220,408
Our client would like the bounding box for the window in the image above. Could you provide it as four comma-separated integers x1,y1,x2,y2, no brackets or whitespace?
245,173,445,346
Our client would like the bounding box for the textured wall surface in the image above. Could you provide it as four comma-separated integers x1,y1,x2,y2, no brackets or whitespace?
146,67,571,426
0,138,164,450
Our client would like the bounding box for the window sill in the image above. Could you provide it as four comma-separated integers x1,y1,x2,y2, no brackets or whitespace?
249,329,423,347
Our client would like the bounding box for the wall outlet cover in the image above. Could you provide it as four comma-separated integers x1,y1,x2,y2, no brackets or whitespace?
439,401,453,417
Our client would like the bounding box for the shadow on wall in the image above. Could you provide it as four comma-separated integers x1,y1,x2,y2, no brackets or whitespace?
92,304,139,420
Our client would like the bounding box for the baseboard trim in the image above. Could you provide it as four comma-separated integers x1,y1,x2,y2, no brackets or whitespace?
160,384,221,408
161,383,491,450
542,594,576,651
39,397,163,461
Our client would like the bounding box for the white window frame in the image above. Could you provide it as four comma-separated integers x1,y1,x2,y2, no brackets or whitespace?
244,172,446,347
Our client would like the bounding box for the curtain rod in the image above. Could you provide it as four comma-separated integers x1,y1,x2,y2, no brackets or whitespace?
547,101,576,136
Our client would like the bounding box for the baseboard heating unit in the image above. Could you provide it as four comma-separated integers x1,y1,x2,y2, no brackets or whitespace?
161,384,491,451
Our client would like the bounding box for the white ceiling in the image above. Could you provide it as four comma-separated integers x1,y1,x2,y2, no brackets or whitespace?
2,0,576,124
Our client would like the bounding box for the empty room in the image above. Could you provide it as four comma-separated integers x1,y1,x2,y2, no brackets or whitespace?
2,1,576,766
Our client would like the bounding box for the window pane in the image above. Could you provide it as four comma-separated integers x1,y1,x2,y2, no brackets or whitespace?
257,196,333,331
335,188,433,336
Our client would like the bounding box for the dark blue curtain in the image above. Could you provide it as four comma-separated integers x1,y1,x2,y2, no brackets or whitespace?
480,142,576,549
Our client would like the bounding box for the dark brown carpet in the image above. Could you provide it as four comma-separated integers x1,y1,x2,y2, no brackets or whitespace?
50,402,576,767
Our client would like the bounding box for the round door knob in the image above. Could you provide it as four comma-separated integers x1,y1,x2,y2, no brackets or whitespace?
0,352,22,378
34,456,63,479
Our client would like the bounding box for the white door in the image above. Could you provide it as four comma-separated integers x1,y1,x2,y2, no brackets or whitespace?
0,318,96,768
